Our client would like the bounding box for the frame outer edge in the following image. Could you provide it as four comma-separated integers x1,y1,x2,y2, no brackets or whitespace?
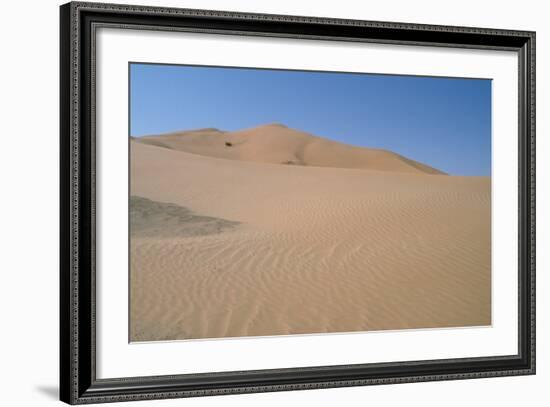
60,2,71,404
70,1,534,37
64,1,82,404
61,1,537,404
529,31,536,374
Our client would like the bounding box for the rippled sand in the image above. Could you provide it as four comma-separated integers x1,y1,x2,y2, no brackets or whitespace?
130,125,490,341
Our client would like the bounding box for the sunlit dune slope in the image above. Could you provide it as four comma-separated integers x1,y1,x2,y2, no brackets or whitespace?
133,123,445,175
130,138,490,341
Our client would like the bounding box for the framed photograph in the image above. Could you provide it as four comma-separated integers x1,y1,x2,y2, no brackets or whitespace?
60,1,536,404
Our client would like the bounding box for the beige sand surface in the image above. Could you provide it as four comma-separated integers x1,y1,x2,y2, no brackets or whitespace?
130,125,490,341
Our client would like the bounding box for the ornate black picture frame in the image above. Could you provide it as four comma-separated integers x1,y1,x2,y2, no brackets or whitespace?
60,2,535,404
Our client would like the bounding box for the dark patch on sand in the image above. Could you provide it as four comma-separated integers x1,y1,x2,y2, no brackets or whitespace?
130,196,240,238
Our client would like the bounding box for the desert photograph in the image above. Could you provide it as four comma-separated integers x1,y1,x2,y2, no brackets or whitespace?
129,64,492,342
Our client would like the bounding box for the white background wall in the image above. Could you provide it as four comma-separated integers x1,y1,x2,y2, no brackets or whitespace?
0,0,546,405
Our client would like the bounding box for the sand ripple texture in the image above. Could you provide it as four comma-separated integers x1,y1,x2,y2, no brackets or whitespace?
130,138,490,341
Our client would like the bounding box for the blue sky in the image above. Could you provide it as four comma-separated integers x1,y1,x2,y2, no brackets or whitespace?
130,63,491,176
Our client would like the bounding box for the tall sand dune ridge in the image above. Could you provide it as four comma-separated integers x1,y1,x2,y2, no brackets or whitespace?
133,123,446,175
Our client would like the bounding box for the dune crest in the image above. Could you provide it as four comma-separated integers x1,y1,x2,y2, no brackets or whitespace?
133,123,445,175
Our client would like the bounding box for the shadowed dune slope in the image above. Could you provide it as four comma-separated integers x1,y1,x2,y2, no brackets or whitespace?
134,123,445,175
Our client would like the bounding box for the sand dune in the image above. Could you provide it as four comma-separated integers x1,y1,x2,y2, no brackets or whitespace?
134,123,445,175
130,128,490,342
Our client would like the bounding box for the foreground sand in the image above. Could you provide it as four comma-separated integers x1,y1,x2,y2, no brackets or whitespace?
130,128,491,341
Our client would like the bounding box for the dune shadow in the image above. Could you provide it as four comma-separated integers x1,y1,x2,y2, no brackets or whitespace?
130,196,240,238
